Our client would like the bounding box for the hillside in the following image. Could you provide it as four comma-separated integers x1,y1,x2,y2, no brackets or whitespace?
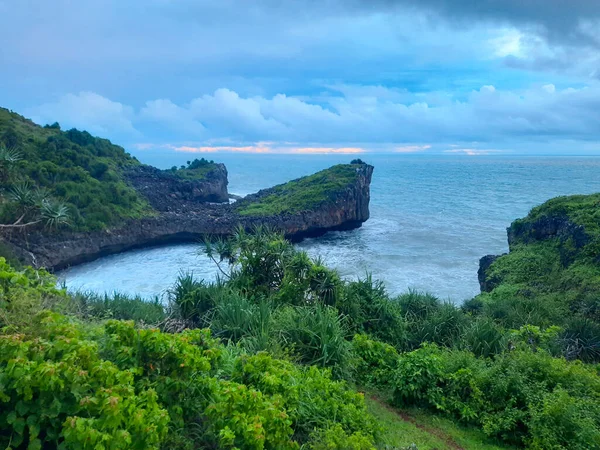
0,109,229,231
0,107,151,230
478,193,600,360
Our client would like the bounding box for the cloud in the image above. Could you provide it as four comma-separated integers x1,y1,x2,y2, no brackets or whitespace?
135,143,365,154
395,145,431,153
289,147,365,154
354,0,600,47
140,99,205,137
171,144,273,154
148,83,600,144
26,92,139,138
26,82,600,153
444,149,509,156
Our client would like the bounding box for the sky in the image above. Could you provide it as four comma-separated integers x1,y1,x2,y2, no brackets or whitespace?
1,0,600,156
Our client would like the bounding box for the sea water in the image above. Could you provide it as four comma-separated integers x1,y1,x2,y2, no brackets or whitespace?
59,154,600,303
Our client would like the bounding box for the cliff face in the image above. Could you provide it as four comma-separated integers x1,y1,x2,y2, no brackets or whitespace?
235,163,373,239
2,164,373,270
125,164,229,208
477,193,600,293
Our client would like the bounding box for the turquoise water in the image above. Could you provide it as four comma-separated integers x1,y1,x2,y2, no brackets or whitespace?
60,154,600,302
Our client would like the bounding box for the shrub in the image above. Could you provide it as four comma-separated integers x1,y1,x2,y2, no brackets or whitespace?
527,389,600,450
403,300,468,350
0,313,169,449
0,258,67,328
308,424,375,450
396,289,441,319
459,317,507,358
351,334,399,388
232,352,378,445
391,344,600,448
273,305,352,377
169,272,226,327
338,275,407,348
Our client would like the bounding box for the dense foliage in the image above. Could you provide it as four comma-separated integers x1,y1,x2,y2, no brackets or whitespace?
0,108,150,230
236,164,365,216
477,193,600,361
0,257,379,449
2,189,600,448
169,158,221,181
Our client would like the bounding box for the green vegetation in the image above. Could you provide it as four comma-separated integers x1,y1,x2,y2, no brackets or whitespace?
367,398,513,450
0,108,151,230
169,158,221,181
237,164,364,216
513,193,600,235
2,190,600,448
477,193,600,361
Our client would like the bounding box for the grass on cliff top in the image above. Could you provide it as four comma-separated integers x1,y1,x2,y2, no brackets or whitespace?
168,157,221,181
478,193,600,338
513,193,600,236
237,164,362,217
0,107,152,231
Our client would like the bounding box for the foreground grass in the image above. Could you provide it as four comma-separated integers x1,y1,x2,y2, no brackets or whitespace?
367,397,513,450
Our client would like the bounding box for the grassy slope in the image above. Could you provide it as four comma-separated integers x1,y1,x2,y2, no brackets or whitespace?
367,398,513,450
237,164,362,216
0,108,152,230
513,193,600,235
478,193,600,330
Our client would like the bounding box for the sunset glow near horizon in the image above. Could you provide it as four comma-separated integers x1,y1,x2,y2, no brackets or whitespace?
2,1,600,156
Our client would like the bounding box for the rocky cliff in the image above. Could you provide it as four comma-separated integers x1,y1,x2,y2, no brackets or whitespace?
2,163,373,270
478,193,600,293
125,163,229,208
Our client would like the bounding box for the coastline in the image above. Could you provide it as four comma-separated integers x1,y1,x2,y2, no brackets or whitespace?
2,163,373,271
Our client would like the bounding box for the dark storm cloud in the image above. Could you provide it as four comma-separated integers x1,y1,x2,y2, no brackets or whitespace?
346,0,600,46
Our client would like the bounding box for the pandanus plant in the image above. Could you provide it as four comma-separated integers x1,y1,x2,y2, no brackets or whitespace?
0,145,70,229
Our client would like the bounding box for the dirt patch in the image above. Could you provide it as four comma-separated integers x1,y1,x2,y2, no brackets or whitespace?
370,396,465,450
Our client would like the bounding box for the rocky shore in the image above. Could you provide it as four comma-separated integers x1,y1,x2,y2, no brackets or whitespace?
2,163,373,270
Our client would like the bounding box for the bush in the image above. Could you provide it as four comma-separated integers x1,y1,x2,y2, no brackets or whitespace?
0,258,67,328
459,317,507,358
351,334,399,388
232,352,378,445
338,275,407,348
273,305,352,377
0,313,169,449
391,344,600,448
308,424,375,450
169,272,227,327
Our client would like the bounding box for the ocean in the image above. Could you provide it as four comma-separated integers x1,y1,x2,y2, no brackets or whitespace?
59,153,600,303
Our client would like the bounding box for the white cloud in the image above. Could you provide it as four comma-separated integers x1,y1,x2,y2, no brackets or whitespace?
26,83,600,153
140,99,205,136
27,92,139,137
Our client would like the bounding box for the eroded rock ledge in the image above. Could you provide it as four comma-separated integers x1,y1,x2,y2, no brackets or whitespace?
3,163,373,270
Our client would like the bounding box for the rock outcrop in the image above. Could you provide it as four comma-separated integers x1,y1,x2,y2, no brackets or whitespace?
478,196,596,293
477,254,503,293
125,164,229,208
2,163,373,270
507,215,590,250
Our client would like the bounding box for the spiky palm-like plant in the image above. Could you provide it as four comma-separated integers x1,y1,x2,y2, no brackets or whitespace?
1,156,71,229
0,145,22,183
